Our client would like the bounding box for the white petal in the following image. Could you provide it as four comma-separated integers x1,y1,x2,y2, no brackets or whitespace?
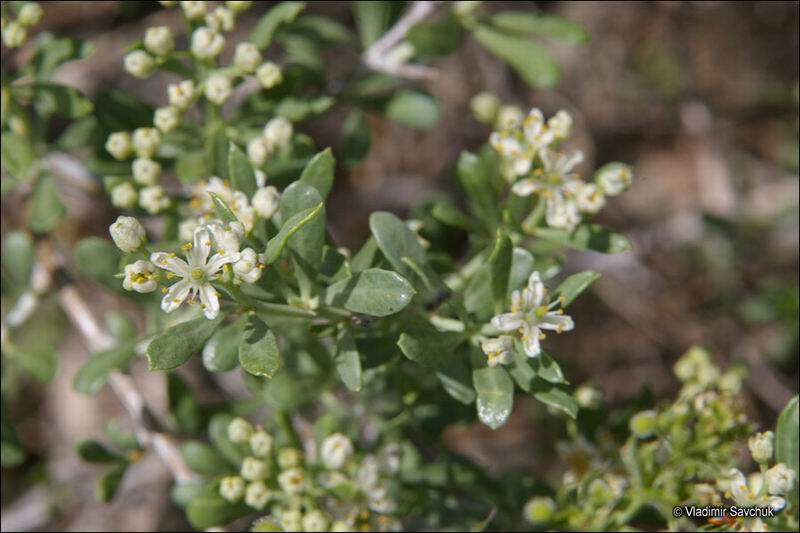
161,279,192,313
191,227,212,266
539,312,575,332
512,179,537,197
150,252,190,277
560,150,584,173
206,252,240,274
527,271,546,307
491,313,524,332
512,155,533,176
522,325,541,357
198,284,220,319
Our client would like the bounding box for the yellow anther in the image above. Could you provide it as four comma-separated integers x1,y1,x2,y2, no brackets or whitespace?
181,242,193,251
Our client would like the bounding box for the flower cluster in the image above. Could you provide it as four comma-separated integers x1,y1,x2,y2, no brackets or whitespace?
222,418,401,532
481,271,574,366
1,2,43,48
487,105,633,231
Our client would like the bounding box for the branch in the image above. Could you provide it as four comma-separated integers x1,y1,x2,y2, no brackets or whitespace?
363,1,439,80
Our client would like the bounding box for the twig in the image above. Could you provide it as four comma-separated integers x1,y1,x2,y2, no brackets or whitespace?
363,1,439,80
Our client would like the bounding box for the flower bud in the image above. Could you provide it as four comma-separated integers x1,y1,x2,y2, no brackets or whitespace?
523,497,556,525
244,481,271,510
256,61,283,89
331,521,353,532
111,182,138,209
168,80,196,110
132,158,161,186
132,128,161,158
279,509,303,532
204,73,232,105
496,105,524,130
277,447,303,470
219,476,245,502
278,467,306,495
191,26,225,59
250,428,273,458
228,417,254,443
18,3,44,27
179,219,199,243
209,222,241,255
247,137,270,166
106,131,133,160
181,1,207,20
233,248,265,283
575,384,603,409
470,92,500,124
548,110,573,140
227,1,252,13
122,260,158,293
139,185,170,214
302,510,329,533
234,42,261,74
765,463,796,495
2,22,27,48
205,6,234,32
144,26,174,56
124,50,155,79
154,106,180,133
109,216,146,253
320,433,354,470
596,163,633,196
252,186,280,219
575,183,606,214
629,410,657,439
241,457,269,481
748,431,774,463
263,117,293,149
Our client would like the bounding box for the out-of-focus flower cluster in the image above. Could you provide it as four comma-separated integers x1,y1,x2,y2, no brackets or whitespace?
1,2,43,48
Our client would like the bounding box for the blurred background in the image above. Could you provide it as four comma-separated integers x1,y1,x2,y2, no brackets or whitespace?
1,1,798,531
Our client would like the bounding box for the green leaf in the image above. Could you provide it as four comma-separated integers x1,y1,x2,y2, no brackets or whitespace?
73,342,137,395
146,316,223,371
431,202,476,232
264,202,324,264
473,25,560,88
180,441,231,476
209,127,229,179
299,148,335,199
176,150,208,184
74,237,120,286
398,327,474,404
340,109,371,168
509,247,535,291
209,414,247,467
6,343,59,383
2,231,34,287
335,329,363,392
250,1,306,49
168,373,203,434
31,82,93,118
324,268,414,317
239,315,281,378
77,439,123,463
95,463,128,503
32,35,94,79
208,191,239,225
535,224,632,254
202,316,247,372
531,381,578,419
489,231,513,313
406,12,463,57
776,395,799,475
491,12,589,45
228,143,257,198
94,90,153,131
369,211,433,285
279,181,326,269
508,348,567,391
386,90,440,130
473,362,514,430
1,132,35,178
1,397,24,467
353,0,395,48
350,237,379,273
554,271,600,307
30,175,66,234
456,151,499,229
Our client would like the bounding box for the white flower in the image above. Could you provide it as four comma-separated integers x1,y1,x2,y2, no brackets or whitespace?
122,260,158,293
470,92,500,124
320,433,354,470
278,448,303,470
234,42,261,73
252,186,280,219
230,193,255,232
249,429,273,458
205,6,234,32
278,468,306,495
132,127,161,158
191,26,225,59
139,185,171,214
151,226,238,319
106,132,133,160
481,336,514,367
596,163,633,196
168,80,196,110
154,106,180,133
726,469,787,511
765,463,796,495
574,182,606,214
748,431,774,463
132,158,161,186
255,169,267,188
3,22,27,48
109,216,146,253
247,137,270,166
302,510,329,533
241,456,269,481
124,50,155,79
263,117,293,149
18,3,44,27
279,509,303,532
180,0,207,20
496,105,524,130
208,221,242,255
331,521,353,532
179,218,200,242
523,496,556,525
204,73,232,105
228,417,254,443
111,182,138,209
244,481,270,510
367,485,397,514
489,130,532,177
226,1,252,13
219,476,245,502
256,61,283,89
144,26,174,56
491,271,574,358
356,455,380,491
233,248,265,284
513,150,585,230
547,110,573,141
